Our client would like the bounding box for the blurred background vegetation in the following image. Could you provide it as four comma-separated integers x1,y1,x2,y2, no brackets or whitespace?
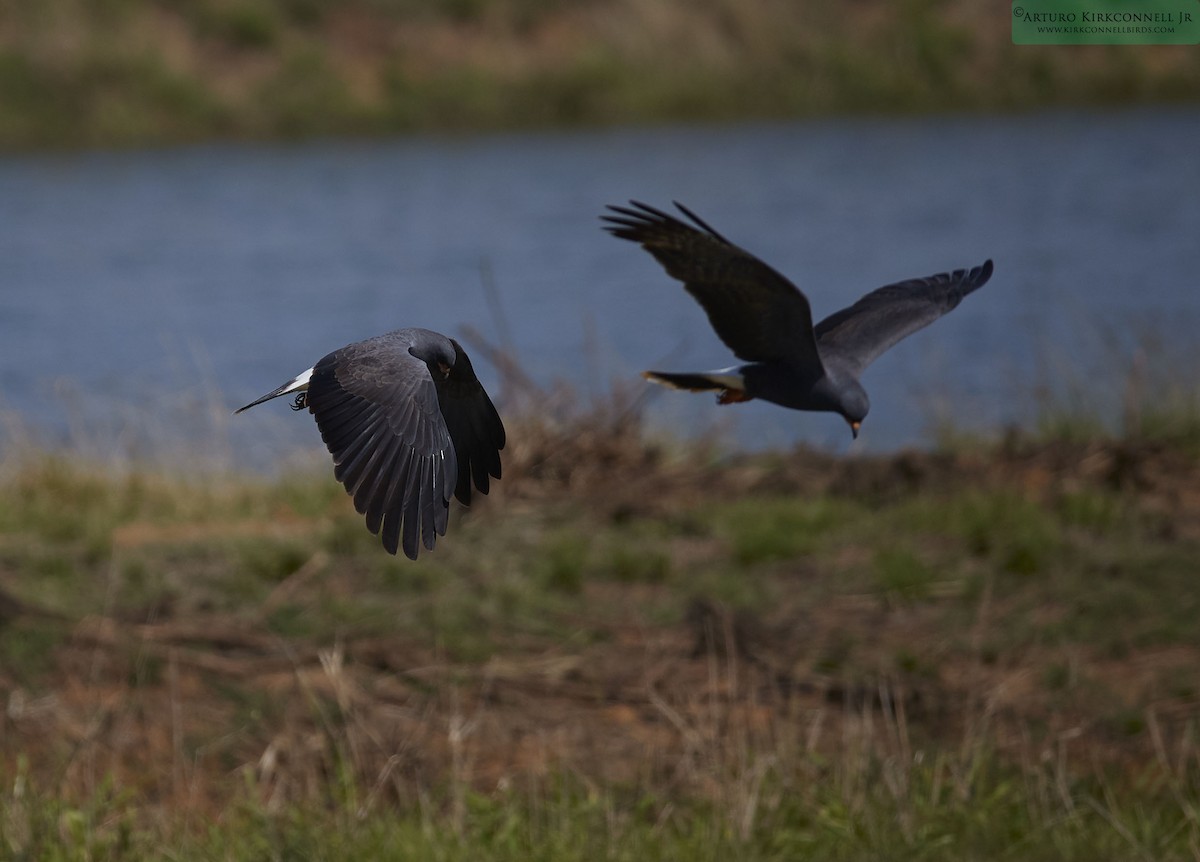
1,0,1198,149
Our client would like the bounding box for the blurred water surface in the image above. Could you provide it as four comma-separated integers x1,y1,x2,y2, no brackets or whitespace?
1,108,1197,465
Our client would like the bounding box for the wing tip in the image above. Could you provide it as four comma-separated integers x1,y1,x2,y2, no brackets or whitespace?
600,200,669,241
969,258,995,290
601,200,730,245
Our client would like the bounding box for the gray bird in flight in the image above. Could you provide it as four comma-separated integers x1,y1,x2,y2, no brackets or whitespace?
603,201,994,439
236,328,504,560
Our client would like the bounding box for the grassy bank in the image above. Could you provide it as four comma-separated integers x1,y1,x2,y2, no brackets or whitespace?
1,409,1199,858
1,0,1199,150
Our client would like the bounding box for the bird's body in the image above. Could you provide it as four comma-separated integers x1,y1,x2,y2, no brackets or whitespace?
237,327,504,560
603,201,993,438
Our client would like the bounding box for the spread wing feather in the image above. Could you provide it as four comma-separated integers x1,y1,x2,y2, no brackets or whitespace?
602,201,823,373
815,259,994,377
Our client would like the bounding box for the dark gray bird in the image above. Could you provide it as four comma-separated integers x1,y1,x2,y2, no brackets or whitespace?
602,201,994,439
236,328,504,560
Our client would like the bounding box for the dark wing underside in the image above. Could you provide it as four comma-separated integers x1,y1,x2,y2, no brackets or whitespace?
815,259,994,378
602,201,823,373
433,339,506,508
305,332,503,560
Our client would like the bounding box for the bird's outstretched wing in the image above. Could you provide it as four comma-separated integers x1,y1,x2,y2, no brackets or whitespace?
431,337,505,507
306,330,503,560
603,201,823,372
814,259,994,378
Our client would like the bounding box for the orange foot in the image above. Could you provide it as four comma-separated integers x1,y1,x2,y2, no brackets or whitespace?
717,389,751,405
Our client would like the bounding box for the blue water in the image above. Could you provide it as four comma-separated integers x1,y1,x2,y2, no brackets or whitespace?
1,108,1198,465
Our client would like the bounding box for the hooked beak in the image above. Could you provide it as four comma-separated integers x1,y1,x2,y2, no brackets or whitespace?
849,421,861,440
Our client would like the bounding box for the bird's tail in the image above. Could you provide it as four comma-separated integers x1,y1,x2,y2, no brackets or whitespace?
234,367,314,414
642,370,727,392
641,369,750,404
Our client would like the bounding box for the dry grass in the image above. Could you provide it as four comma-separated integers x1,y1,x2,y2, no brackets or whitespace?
1,393,1200,857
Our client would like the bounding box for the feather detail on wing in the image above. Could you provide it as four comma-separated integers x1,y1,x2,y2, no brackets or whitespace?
815,259,994,377
603,201,823,373
432,338,505,506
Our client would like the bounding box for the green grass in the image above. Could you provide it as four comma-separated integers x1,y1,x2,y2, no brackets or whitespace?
872,548,938,605
3,755,1199,860
1,430,1199,859
713,496,860,566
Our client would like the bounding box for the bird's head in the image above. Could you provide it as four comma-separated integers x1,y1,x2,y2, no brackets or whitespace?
838,384,870,441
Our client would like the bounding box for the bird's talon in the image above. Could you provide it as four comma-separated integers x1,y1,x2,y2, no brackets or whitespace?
291,393,307,411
